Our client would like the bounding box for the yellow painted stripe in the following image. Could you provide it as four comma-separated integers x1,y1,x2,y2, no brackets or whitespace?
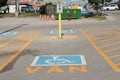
93,34,120,41
109,54,120,59
7,50,16,53
0,62,5,64
99,41,120,48
116,63,120,66
80,29,120,72
63,35,80,38
0,38,4,40
95,36,120,44
0,42,10,48
39,35,80,40
88,29,110,35
16,32,28,39
0,55,10,58
0,32,28,49
89,35,98,40
104,47,120,53
0,52,3,54
109,28,120,34
0,31,41,71
0,45,21,50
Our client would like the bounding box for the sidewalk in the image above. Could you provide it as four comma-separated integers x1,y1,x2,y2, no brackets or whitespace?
0,17,106,24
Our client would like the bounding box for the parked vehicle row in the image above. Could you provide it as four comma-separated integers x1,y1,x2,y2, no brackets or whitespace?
21,6,35,13
101,4,119,11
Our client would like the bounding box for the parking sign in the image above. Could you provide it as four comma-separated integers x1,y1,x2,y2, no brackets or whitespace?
57,3,63,13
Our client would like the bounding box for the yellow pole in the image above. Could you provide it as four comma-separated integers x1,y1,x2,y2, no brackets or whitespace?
58,13,62,39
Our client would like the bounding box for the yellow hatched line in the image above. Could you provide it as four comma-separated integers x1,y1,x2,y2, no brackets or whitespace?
17,32,37,41
0,31,41,71
80,29,120,72
89,35,97,40
89,28,115,36
6,50,16,53
0,38,3,40
109,54,120,59
0,42,10,48
39,35,80,40
0,32,28,49
16,31,29,39
109,28,120,34
88,29,111,35
0,62,5,64
0,52,3,54
116,63,120,66
0,55,10,58
0,45,21,50
63,35,80,38
92,34,120,41
99,41,120,48
104,47,120,53
95,36,120,44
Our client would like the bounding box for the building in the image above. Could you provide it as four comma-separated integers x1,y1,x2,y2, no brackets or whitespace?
7,0,88,13
43,0,88,6
7,0,41,13
7,0,88,6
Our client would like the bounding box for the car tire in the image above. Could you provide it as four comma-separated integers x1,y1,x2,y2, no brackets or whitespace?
115,8,118,11
106,8,109,11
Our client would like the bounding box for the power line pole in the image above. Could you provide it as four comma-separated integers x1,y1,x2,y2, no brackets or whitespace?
15,0,19,17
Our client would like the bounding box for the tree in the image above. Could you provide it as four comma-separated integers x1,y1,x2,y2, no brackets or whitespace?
0,0,8,7
88,0,112,4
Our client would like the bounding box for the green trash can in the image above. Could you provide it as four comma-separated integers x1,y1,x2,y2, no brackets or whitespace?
54,9,81,20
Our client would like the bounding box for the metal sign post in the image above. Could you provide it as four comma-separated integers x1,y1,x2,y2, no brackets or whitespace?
57,3,63,39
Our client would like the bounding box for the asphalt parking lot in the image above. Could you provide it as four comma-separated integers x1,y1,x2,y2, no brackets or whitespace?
0,14,120,80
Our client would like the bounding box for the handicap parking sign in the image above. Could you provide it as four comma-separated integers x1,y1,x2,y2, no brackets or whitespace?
31,55,87,66
57,3,63,13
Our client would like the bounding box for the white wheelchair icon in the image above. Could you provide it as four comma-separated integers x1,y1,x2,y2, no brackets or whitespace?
45,56,74,64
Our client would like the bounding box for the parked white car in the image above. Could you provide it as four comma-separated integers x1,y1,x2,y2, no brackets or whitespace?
101,4,119,11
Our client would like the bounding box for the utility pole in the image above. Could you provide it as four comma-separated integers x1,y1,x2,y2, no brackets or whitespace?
15,0,19,17
119,0,120,10
102,0,105,16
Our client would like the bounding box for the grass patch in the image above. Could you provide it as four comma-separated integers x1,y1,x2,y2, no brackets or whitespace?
0,12,40,17
92,15,106,20
0,13,15,17
19,12,40,17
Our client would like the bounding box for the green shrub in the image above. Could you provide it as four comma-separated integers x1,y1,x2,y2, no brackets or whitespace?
0,12,40,17
92,15,106,20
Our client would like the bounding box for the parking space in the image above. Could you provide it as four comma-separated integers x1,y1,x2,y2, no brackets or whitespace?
0,31,41,71
80,28,120,72
0,17,120,80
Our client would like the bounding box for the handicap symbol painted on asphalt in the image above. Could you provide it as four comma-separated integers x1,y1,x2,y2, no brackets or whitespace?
0,32,17,35
45,56,74,64
31,55,87,66
50,30,74,35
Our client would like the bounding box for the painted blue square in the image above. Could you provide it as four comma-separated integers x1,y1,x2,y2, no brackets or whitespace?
0,32,17,35
31,55,86,66
50,30,73,35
